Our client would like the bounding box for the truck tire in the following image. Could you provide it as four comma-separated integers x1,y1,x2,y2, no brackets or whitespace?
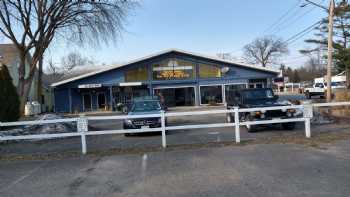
281,122,296,130
246,124,258,132
245,114,258,132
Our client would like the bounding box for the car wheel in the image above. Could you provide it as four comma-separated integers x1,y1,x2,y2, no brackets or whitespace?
281,122,296,130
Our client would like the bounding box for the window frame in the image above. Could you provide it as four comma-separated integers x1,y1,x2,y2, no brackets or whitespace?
199,84,224,105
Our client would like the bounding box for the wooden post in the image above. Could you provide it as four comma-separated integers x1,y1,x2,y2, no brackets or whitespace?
326,0,335,102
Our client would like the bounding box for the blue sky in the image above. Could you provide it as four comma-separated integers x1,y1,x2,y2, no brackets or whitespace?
48,0,328,69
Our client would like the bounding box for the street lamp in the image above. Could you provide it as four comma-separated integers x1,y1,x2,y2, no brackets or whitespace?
302,0,335,102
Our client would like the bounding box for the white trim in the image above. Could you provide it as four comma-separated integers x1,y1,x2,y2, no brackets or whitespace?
51,49,279,87
153,85,196,90
224,82,249,88
199,84,224,105
78,84,102,89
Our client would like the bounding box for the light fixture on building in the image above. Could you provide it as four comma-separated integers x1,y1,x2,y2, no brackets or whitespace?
221,67,230,74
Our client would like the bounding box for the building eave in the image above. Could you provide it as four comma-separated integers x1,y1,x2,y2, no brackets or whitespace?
51,48,279,87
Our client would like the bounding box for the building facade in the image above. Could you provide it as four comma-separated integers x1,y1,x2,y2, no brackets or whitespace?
52,49,279,113
0,44,38,102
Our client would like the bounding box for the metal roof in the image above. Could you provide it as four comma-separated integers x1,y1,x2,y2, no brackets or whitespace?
51,48,280,87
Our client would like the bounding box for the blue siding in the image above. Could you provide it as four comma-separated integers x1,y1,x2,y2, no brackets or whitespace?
71,89,83,112
59,69,125,89
53,51,278,112
54,88,70,113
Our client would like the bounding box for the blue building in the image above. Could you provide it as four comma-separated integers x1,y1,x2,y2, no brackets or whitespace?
51,49,279,113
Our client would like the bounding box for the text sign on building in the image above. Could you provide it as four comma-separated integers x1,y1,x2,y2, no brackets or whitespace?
153,60,193,80
78,84,102,89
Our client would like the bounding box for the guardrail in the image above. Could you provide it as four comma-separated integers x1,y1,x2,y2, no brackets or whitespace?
1,102,350,155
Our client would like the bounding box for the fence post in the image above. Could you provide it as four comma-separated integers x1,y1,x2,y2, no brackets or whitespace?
161,110,166,148
77,115,88,154
234,107,240,143
303,104,313,138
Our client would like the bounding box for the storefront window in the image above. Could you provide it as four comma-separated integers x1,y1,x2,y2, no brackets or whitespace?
225,84,247,102
199,64,221,78
200,85,223,104
125,66,148,82
153,59,195,80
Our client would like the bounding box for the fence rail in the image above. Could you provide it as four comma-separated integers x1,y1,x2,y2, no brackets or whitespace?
1,102,350,154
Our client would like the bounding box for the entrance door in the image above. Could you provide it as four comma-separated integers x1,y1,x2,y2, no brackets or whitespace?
155,87,195,107
97,93,106,110
83,94,92,111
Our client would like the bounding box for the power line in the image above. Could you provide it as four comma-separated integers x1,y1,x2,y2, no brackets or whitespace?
284,20,322,44
272,6,316,35
263,0,302,34
272,0,326,35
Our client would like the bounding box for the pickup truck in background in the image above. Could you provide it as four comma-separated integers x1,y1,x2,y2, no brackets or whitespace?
304,83,326,99
304,74,346,99
304,82,346,99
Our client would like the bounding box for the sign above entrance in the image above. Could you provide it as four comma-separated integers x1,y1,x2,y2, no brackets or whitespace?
78,84,102,89
119,82,142,86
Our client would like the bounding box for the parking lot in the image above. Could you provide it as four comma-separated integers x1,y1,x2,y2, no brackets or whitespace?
2,137,350,197
1,94,350,196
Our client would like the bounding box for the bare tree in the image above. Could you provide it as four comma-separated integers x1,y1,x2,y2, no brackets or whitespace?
61,52,93,71
0,0,136,112
243,36,289,67
46,58,59,76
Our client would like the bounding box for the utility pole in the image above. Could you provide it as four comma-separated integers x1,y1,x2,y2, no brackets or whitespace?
303,0,335,102
326,0,335,102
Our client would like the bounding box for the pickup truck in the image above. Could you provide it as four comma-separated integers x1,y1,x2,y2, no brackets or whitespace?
304,82,346,99
226,88,297,132
304,83,325,99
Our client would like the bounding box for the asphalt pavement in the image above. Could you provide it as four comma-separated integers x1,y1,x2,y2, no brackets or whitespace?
1,139,350,197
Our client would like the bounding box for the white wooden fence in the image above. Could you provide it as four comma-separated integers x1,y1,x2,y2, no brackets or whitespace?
1,102,350,154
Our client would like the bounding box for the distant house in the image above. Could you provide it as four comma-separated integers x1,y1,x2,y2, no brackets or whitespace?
0,44,39,102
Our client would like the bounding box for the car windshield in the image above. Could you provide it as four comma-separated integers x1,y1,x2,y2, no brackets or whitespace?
131,100,161,112
242,89,274,99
